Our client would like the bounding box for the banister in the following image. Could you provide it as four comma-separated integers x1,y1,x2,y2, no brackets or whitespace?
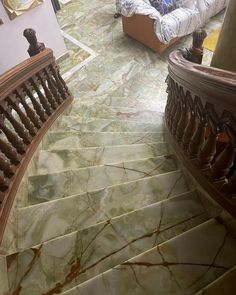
0,42,73,245
165,49,236,218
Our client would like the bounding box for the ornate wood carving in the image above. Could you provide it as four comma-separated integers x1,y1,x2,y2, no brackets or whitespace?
0,46,73,245
23,28,46,57
165,50,236,217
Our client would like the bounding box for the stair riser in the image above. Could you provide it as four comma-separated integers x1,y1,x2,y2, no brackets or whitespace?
63,220,236,295
18,171,188,248
28,157,177,204
6,194,208,295
53,116,163,133
35,143,168,175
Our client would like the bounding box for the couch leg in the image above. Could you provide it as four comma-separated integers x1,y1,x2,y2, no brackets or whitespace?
114,13,121,18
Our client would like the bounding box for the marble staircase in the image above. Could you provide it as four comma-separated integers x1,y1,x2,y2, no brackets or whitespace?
1,95,236,295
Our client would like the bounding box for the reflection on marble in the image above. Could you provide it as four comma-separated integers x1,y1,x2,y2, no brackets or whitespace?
0,1,228,294
58,37,90,75
34,143,168,174
64,219,236,295
18,170,188,248
7,192,209,294
43,131,164,150
55,115,163,133
28,156,177,204
196,266,236,295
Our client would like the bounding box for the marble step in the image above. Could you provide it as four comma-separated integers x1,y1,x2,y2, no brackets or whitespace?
42,131,164,150
5,193,210,294
28,156,177,204
18,170,189,249
195,266,236,295
34,142,168,175
62,218,236,295
53,116,163,133
66,104,163,123
68,94,162,110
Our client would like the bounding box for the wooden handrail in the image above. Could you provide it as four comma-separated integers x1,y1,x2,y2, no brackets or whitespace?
165,50,236,217
0,48,73,245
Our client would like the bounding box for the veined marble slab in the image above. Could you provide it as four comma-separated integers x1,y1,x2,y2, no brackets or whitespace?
63,219,236,295
6,193,209,294
65,105,163,123
18,170,188,248
70,94,163,111
34,143,168,175
43,131,164,150
28,156,177,204
53,116,163,133
195,266,236,295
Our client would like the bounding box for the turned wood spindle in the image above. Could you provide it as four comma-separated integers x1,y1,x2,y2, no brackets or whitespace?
188,119,207,158
182,29,207,64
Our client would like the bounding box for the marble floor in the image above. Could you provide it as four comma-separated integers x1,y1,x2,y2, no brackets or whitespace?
1,1,235,295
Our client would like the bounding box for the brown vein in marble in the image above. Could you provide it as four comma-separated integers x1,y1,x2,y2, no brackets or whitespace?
186,232,229,289
104,159,166,178
11,245,43,295
42,212,205,295
166,173,184,199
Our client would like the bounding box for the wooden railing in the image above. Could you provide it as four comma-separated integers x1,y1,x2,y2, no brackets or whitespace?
165,50,236,217
0,48,73,243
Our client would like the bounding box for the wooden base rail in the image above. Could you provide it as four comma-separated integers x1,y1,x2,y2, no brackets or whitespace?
0,48,73,244
165,50,236,217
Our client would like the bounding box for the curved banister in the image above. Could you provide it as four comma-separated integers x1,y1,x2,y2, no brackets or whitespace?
168,50,236,112
165,50,236,217
0,48,73,245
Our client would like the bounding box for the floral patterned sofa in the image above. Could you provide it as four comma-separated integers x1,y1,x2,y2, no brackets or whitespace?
116,0,228,53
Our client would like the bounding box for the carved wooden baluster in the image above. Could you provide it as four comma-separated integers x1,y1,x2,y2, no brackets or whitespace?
23,82,48,122
16,88,42,129
211,124,236,182
8,94,37,137
188,116,207,159
44,68,63,104
198,128,219,170
176,102,189,143
169,83,181,131
211,143,236,182
0,137,20,164
30,76,55,113
171,102,181,136
0,154,15,177
223,171,236,195
51,63,70,96
182,112,198,151
0,171,9,192
36,71,58,111
0,121,26,154
0,103,31,145
44,67,64,105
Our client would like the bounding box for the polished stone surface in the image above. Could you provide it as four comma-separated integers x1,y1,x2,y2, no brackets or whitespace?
0,1,230,294
63,219,236,295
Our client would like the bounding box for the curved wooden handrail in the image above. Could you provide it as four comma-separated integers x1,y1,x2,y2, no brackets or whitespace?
0,48,73,245
165,50,236,217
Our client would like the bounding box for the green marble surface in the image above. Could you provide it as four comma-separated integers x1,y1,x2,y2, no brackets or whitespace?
63,219,236,295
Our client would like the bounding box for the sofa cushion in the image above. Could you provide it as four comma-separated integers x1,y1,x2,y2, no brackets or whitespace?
149,0,177,15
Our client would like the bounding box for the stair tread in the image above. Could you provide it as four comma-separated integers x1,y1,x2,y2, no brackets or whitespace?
61,218,236,295
43,131,164,150
53,115,162,132
18,171,190,248
195,266,236,295
66,104,163,123
28,156,177,204
6,193,210,294
33,142,168,175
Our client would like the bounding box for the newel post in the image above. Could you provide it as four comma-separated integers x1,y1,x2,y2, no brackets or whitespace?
23,28,46,57
182,29,207,64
